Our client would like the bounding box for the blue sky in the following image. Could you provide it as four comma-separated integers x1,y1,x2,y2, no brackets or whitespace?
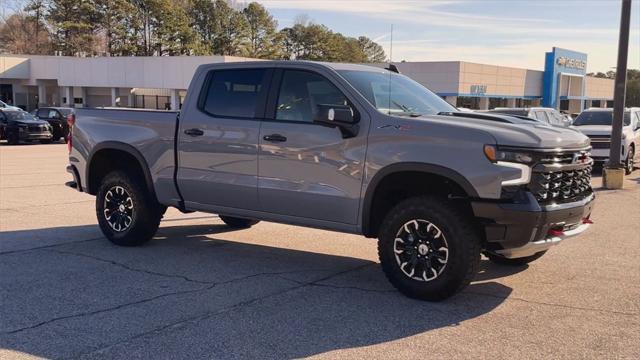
258,0,640,72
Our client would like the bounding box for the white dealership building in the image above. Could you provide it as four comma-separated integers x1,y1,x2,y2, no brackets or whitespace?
0,47,613,113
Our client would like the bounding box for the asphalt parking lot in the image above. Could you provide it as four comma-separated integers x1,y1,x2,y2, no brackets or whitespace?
0,143,639,359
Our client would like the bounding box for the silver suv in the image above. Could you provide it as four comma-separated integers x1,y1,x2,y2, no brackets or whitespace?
573,107,640,174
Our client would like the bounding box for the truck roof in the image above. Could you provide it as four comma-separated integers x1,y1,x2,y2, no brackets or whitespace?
211,60,388,73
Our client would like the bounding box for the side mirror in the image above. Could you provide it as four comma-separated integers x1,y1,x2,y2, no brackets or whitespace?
314,104,359,138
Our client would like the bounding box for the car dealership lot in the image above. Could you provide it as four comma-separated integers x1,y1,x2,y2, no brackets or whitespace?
1,143,639,359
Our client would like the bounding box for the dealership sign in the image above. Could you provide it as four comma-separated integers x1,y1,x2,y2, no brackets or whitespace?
470,84,487,95
556,56,586,70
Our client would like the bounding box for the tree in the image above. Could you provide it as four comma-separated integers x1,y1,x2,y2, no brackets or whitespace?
47,0,100,56
279,22,375,63
188,0,216,53
357,36,386,62
147,0,200,55
242,2,281,59
94,0,142,55
211,0,248,55
24,0,50,53
0,12,52,54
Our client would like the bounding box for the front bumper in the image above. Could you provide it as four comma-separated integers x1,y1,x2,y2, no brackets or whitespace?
19,131,53,141
472,191,595,258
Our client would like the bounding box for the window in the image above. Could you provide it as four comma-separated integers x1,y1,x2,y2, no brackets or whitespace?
338,70,454,117
37,108,49,118
202,69,267,119
534,111,550,123
574,111,631,126
48,110,59,119
275,70,349,122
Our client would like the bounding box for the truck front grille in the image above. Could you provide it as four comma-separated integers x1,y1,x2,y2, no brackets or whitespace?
28,125,46,133
527,150,593,204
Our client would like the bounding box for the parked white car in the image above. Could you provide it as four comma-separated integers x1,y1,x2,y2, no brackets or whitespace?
0,100,22,111
488,107,572,127
572,108,640,174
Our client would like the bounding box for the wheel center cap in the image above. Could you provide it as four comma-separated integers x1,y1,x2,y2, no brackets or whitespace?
118,204,125,212
418,244,429,256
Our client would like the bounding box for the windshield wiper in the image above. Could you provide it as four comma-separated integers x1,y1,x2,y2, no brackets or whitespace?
391,101,422,117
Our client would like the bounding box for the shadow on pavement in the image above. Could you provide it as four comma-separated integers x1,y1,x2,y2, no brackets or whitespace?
0,222,513,358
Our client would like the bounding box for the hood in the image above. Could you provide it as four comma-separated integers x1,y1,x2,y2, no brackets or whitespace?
12,119,49,126
571,124,630,137
422,112,590,150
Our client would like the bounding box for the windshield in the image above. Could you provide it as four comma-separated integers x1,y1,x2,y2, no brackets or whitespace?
337,70,455,117
5,111,36,121
573,111,630,126
58,108,74,116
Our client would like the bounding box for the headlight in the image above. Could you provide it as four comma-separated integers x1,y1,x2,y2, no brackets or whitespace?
483,145,533,164
484,145,533,186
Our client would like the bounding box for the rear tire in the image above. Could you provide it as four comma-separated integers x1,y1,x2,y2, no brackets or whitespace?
96,171,163,246
377,196,481,301
219,216,259,229
485,250,547,266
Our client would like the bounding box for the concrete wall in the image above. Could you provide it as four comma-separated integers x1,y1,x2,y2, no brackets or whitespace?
458,62,543,98
0,55,260,89
585,76,614,100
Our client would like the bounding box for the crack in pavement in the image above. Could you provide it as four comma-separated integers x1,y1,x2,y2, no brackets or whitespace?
2,265,356,336
465,291,639,317
0,237,104,256
46,248,216,285
79,263,374,358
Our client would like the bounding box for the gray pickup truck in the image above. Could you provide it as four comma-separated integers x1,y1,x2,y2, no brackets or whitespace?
65,61,595,301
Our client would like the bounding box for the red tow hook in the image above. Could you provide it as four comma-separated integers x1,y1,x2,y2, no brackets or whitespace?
582,217,594,225
548,228,564,237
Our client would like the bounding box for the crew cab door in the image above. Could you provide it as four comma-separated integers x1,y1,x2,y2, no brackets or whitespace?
177,67,272,211
258,67,368,224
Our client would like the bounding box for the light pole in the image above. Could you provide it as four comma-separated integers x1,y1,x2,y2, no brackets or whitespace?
604,0,632,189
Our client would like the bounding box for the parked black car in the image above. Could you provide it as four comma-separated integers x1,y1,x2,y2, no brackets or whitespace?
32,107,74,141
0,110,53,144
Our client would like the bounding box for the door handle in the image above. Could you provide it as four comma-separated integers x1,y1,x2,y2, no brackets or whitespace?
263,134,287,142
184,128,204,136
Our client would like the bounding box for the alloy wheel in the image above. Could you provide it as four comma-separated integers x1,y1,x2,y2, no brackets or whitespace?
103,185,134,232
393,219,449,282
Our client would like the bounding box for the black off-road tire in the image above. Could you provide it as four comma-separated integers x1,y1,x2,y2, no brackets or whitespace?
96,171,163,246
378,196,481,301
485,250,547,266
219,216,260,229
40,139,52,144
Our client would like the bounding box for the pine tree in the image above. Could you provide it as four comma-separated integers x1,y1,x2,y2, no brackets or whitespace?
242,2,282,59
47,0,99,56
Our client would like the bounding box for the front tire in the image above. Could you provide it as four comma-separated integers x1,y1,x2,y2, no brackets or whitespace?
7,132,19,145
485,250,547,266
378,196,481,301
219,216,260,229
96,171,163,246
625,146,635,175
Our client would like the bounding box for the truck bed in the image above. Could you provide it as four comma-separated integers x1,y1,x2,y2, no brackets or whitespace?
71,107,180,205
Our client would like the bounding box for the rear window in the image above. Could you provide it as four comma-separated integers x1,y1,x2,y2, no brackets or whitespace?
201,69,267,119
574,111,630,126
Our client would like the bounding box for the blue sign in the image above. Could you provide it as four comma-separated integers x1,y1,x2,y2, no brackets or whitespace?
542,47,588,109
